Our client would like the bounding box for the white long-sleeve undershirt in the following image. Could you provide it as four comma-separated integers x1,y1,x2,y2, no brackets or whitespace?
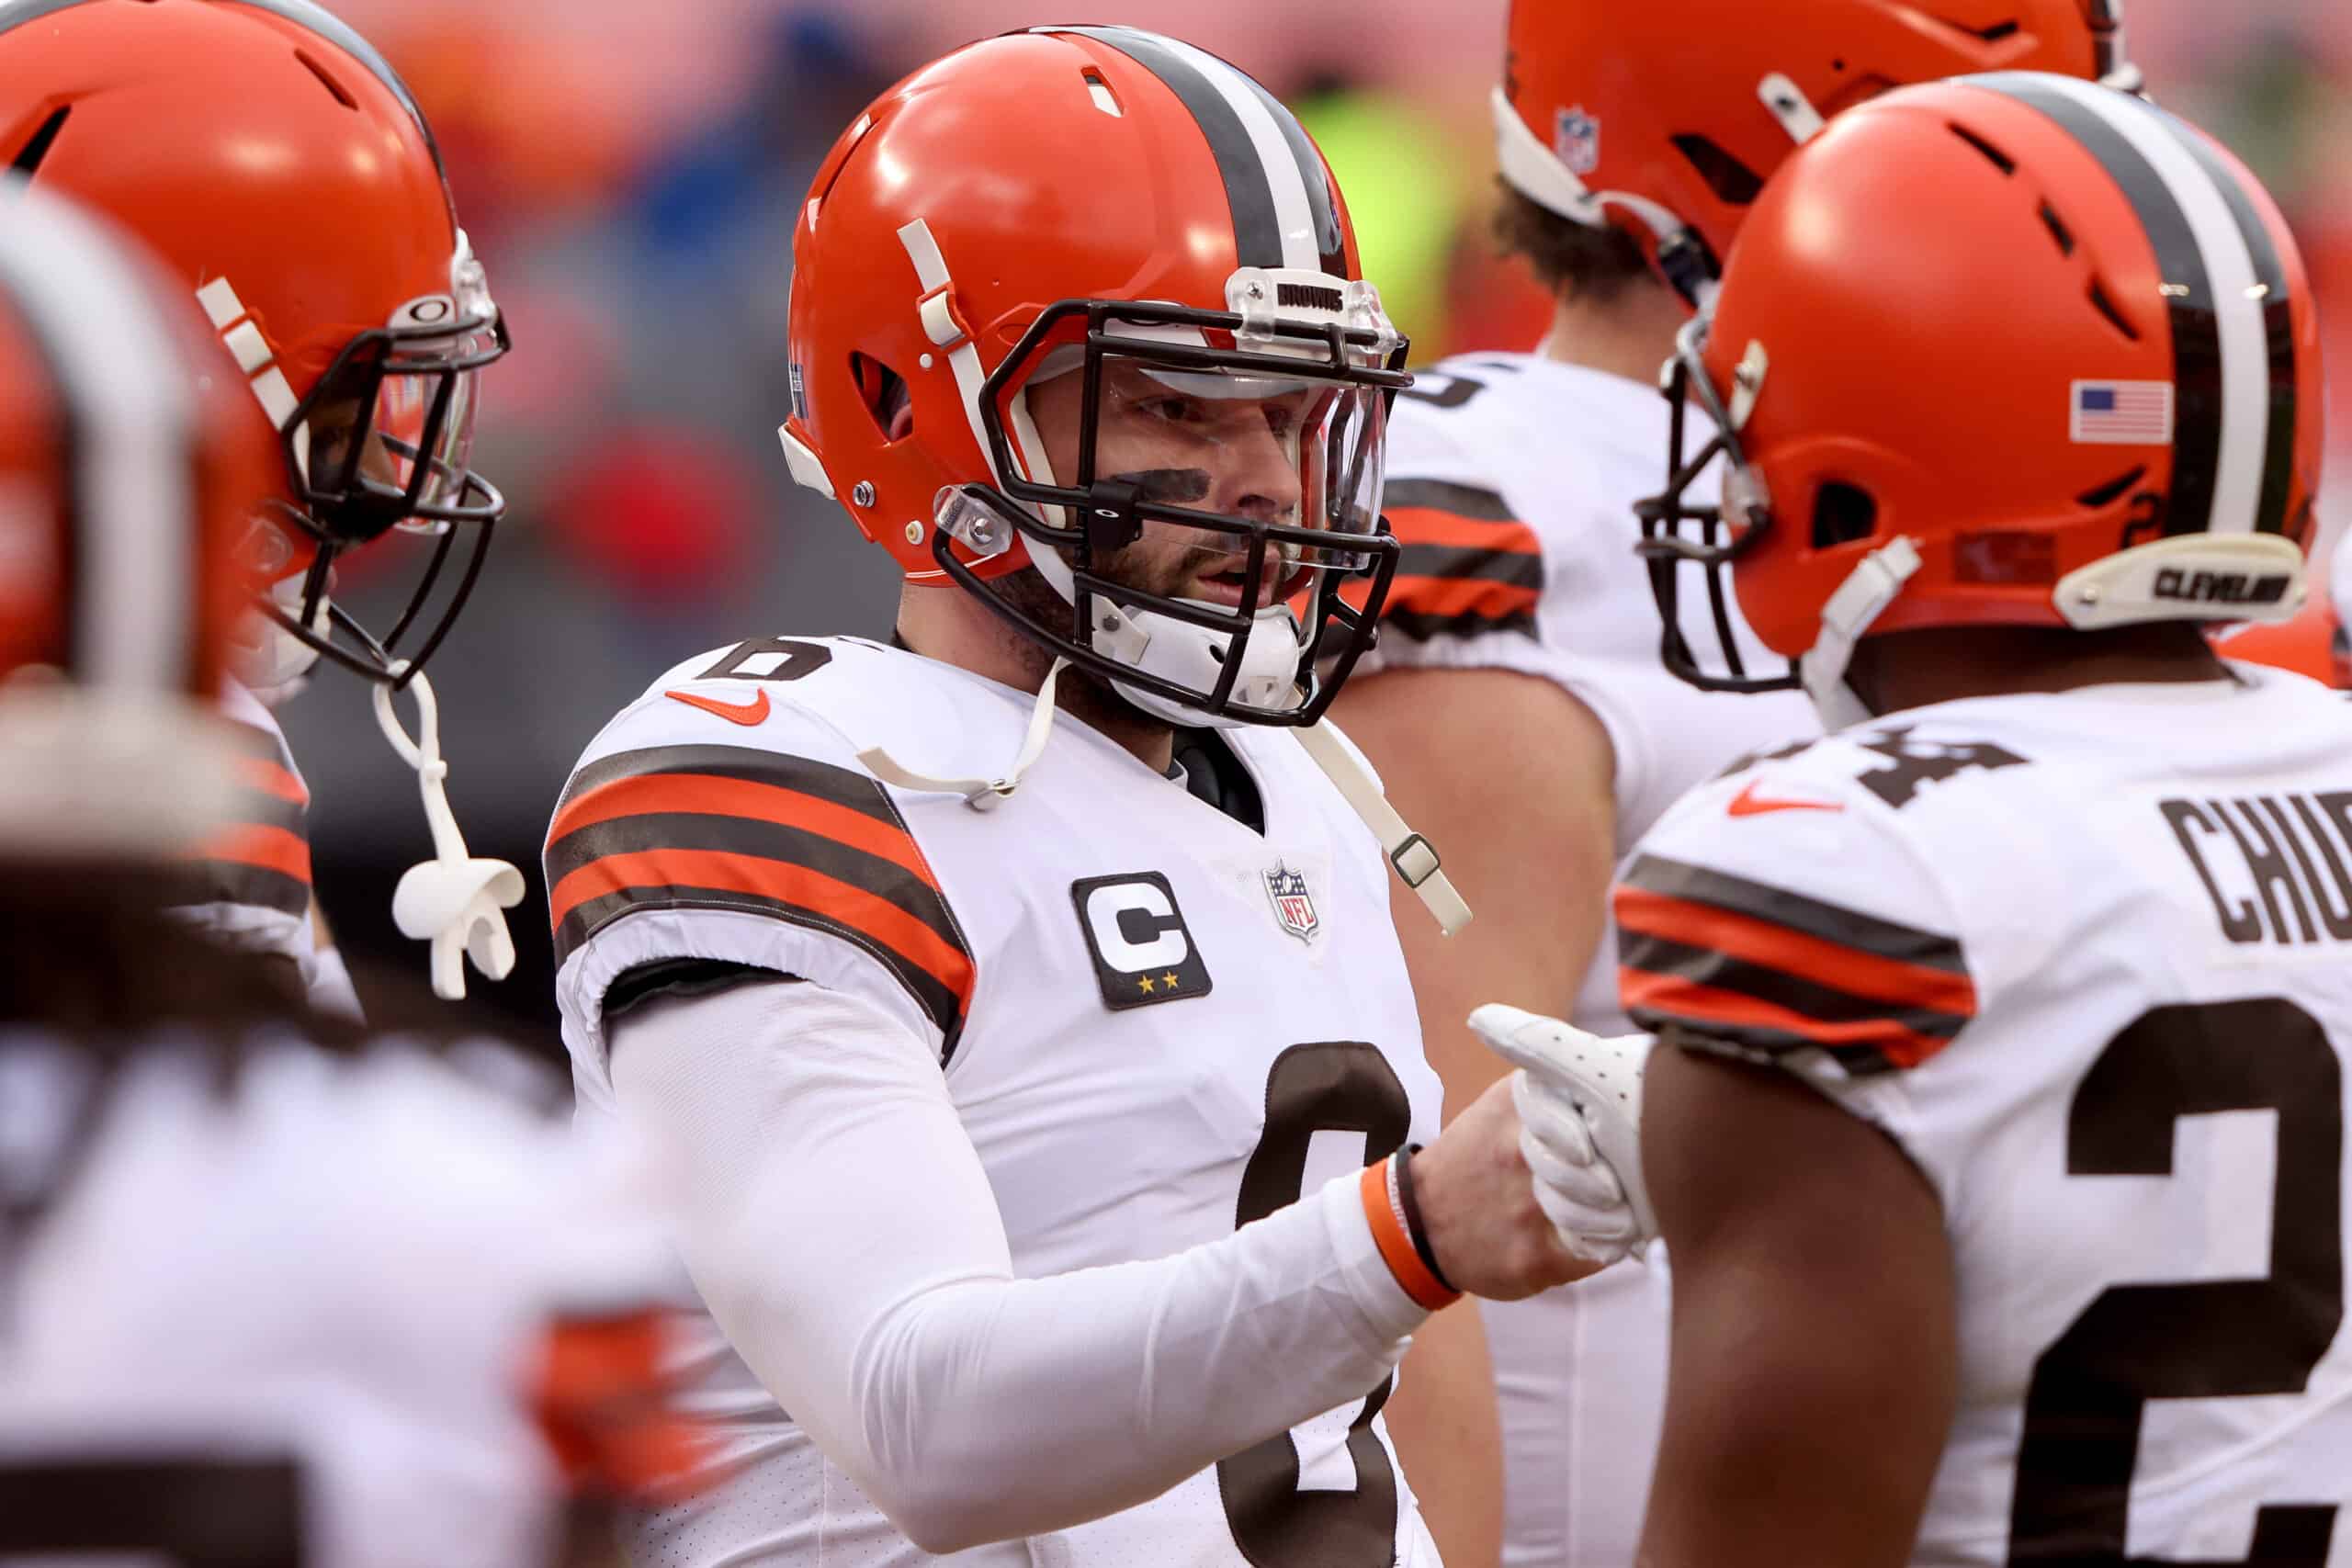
606,976,1428,1555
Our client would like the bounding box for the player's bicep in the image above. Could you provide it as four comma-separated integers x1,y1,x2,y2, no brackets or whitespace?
1638,1043,1956,1568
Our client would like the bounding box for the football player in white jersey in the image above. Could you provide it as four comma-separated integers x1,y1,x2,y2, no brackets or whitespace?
547,27,1642,1568
1585,76,2348,1567
0,183,695,1568
0,0,527,1010
1325,5,2143,1562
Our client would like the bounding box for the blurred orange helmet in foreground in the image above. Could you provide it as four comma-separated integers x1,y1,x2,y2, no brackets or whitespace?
1497,0,2139,306
1634,74,2321,725
0,0,508,692
0,184,278,854
779,26,1410,728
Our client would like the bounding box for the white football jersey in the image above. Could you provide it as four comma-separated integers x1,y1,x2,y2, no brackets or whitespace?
164,678,359,1017
1621,667,2352,1565
549,635,1444,1568
1368,352,1819,1566
0,1031,680,1568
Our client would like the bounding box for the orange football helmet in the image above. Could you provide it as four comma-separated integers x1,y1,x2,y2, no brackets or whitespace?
1497,0,2140,307
779,27,1408,727
1634,74,2321,724
0,0,508,691
0,184,278,852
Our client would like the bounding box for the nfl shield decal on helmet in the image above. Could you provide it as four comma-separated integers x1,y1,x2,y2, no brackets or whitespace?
1263,864,1320,943
1555,106,1600,176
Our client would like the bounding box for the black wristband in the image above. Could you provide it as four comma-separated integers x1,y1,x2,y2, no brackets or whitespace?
1392,1144,1459,1295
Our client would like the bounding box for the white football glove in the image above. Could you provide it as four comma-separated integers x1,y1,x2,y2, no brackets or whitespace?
1470,1003,1657,1267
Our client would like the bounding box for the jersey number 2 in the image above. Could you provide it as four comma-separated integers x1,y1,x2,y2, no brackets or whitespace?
2009,998,2344,1564
1218,1042,1414,1568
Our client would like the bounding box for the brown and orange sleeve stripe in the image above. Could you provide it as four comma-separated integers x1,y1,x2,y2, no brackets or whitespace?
545,744,974,1040
168,719,313,919
1614,854,1976,1077
1343,479,1544,642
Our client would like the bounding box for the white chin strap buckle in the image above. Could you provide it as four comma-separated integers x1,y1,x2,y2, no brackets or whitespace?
372,666,526,999
1295,720,1472,936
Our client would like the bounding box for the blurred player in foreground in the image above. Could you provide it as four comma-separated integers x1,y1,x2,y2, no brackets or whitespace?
1326,6,2142,1561
1584,74,2347,1566
548,26,1639,1568
0,0,525,1008
0,184,691,1568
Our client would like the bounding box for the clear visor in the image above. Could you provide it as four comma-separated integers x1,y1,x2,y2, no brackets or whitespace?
305,317,497,533
1026,350,1387,601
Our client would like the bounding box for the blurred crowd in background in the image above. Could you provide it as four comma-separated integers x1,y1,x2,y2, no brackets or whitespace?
292,0,2352,1041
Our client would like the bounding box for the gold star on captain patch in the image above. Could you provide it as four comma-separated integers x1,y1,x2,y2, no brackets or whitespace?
1161,972,1180,987
1136,975,1157,995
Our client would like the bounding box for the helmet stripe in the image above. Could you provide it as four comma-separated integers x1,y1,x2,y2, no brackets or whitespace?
1153,32,1348,277
1971,73,2278,538
0,187,198,694
1050,27,1341,277
2165,121,2300,536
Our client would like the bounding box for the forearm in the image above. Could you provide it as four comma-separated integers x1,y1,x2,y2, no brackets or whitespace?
611,976,1426,1553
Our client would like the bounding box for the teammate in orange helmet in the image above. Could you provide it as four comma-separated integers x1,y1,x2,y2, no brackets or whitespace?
1325,6,2143,1564
1563,75,2342,1568
0,0,522,1005
0,178,693,1568
545,28,1645,1568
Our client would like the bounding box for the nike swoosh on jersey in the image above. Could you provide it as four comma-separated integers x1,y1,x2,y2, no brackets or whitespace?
666,688,772,726
1726,781,1845,818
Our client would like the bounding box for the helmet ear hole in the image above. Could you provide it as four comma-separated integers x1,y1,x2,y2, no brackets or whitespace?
1812,480,1878,548
850,353,911,443
1668,134,1763,205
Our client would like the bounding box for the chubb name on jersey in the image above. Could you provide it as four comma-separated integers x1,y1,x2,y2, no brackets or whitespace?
1619,670,2352,1566
547,634,1443,1568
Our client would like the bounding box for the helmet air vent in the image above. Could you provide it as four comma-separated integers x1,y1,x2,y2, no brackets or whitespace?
2076,466,2147,508
1948,122,2016,175
1668,135,1763,206
2086,276,2141,342
9,106,69,177
1812,481,1878,548
295,50,360,111
2038,199,2075,256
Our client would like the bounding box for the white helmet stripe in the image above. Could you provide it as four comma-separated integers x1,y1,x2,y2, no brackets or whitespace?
0,185,197,693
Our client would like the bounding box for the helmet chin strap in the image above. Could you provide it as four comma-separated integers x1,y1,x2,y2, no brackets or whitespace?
1799,536,1923,731
857,656,1071,811
370,665,525,1000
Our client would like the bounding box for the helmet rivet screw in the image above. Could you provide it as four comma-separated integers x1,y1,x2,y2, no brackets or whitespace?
1247,282,1265,299
1100,613,1118,631
919,353,935,369
904,521,924,544
2078,585,2101,604
853,481,876,508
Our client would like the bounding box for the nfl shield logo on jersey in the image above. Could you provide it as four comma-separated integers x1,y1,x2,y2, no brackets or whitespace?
1555,106,1600,176
1262,864,1320,943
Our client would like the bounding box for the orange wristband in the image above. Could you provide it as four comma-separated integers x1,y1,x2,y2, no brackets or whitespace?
1359,1156,1462,1312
